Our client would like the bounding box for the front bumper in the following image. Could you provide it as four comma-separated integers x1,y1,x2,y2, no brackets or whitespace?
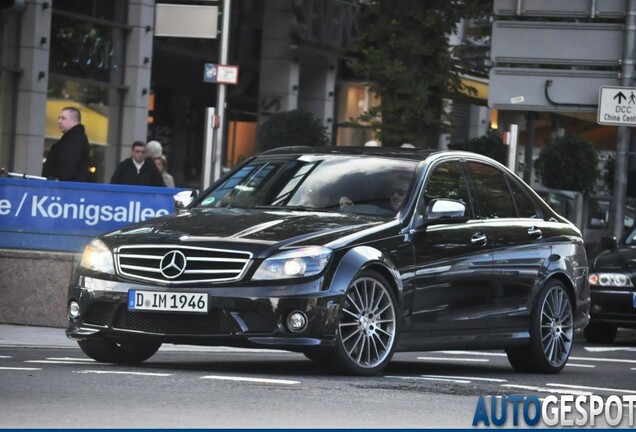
588,286,636,328
66,275,343,350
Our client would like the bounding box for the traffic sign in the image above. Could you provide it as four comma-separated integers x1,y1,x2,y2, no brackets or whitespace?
492,21,623,67
216,65,239,84
489,68,617,112
155,4,218,39
203,63,239,85
598,86,636,126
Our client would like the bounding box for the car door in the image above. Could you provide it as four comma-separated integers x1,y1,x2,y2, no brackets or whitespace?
407,159,494,334
465,161,551,328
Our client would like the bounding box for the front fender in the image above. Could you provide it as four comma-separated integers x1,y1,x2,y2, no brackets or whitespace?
544,242,590,329
328,246,404,305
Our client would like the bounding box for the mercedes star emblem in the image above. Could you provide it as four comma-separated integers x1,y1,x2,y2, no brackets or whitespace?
159,250,187,279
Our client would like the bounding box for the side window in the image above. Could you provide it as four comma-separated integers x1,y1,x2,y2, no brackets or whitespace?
508,177,540,218
424,161,474,218
466,162,516,219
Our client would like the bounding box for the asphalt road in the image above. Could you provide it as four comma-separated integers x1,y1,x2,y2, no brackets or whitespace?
0,328,635,428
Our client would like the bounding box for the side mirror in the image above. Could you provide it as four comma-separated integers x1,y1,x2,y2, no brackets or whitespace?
425,199,467,220
588,217,607,229
600,236,618,250
173,189,199,211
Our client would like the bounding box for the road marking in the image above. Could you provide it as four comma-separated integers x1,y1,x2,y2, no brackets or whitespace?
45,357,95,362
201,375,300,385
421,374,507,382
502,384,591,396
416,356,489,363
585,346,636,353
0,356,12,359
74,370,172,377
546,383,636,395
569,356,636,365
26,357,97,365
435,351,507,357
26,360,103,365
386,374,506,384
0,367,42,371
436,350,636,365
566,363,596,368
386,375,471,384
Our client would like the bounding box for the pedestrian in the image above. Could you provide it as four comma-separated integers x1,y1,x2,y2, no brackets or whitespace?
390,176,410,211
146,140,163,159
153,155,175,187
41,106,90,182
110,141,165,186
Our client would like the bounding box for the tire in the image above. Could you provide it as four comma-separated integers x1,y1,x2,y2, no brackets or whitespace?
584,321,617,344
506,280,573,374
333,270,398,376
78,339,161,363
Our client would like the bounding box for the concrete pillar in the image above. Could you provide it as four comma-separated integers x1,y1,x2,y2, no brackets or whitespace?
0,0,51,175
116,0,155,164
468,106,489,140
257,0,299,125
298,62,336,140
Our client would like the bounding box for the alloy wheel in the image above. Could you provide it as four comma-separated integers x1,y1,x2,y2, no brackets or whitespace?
540,285,573,368
338,276,397,370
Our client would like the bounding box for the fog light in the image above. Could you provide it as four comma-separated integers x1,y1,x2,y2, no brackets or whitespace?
68,301,80,319
591,304,602,314
286,311,307,333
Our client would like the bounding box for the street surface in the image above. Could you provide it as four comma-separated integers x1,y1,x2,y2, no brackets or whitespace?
0,327,635,428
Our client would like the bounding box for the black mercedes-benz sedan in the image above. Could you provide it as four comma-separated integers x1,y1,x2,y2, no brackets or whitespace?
585,231,636,343
67,147,590,375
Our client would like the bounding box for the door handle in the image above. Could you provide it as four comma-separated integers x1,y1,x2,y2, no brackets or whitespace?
471,232,487,246
528,226,542,239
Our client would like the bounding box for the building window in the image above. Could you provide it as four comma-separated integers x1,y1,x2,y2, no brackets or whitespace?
335,82,379,146
46,1,128,182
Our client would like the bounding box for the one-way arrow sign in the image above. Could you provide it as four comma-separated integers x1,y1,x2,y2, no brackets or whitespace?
614,91,627,104
598,86,636,126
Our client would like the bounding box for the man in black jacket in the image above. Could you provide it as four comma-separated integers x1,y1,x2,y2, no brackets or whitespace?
42,106,90,182
110,141,165,186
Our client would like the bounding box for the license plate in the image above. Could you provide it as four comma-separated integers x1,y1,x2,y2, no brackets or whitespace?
633,293,636,308
128,290,208,313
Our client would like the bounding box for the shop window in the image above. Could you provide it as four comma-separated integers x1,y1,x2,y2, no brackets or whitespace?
46,1,127,183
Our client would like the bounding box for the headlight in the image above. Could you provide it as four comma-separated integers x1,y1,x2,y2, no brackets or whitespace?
588,272,633,287
80,239,115,274
252,246,332,280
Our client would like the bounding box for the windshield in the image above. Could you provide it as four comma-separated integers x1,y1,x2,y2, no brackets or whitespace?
196,154,418,217
624,224,636,245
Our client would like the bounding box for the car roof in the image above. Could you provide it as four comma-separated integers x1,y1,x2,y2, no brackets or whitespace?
260,146,440,161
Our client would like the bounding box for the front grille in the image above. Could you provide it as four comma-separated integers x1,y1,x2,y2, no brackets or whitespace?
237,310,277,333
83,302,113,325
114,245,252,284
113,309,235,335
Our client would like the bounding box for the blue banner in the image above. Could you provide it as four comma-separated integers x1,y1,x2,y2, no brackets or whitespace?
0,177,184,252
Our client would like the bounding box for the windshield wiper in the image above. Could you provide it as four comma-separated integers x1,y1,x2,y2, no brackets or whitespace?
254,205,336,213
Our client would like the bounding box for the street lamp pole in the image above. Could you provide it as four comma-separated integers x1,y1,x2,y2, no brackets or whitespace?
611,0,636,239
212,0,231,185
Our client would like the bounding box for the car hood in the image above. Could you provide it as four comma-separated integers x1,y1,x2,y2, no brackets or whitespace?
592,246,636,272
102,207,390,253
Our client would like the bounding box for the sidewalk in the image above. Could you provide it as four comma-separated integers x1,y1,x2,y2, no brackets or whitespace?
0,323,77,349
